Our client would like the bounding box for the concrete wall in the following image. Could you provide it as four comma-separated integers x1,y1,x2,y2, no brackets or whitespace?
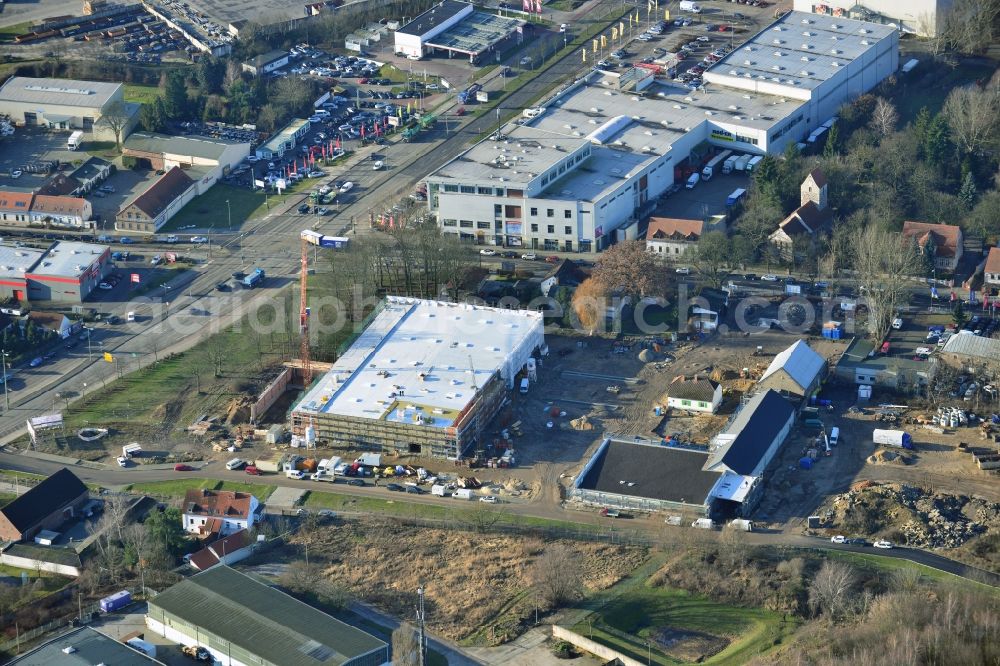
250,367,292,423
0,552,81,576
551,626,645,666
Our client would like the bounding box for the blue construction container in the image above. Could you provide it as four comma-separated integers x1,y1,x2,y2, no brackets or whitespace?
799,457,814,470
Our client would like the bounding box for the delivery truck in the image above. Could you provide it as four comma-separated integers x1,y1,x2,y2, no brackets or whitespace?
691,518,715,529
729,519,753,532
700,149,732,180
431,484,453,497
726,188,747,207
242,268,265,289
679,0,701,12
721,154,739,174
873,429,914,449
733,154,752,172
67,130,84,150
745,155,764,172
100,590,132,613
453,488,475,500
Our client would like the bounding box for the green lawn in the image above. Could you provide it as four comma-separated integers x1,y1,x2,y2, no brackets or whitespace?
161,181,316,232
572,585,794,666
125,478,276,500
0,492,15,508
303,489,451,519
123,83,162,105
825,550,997,590
892,61,996,123
0,22,32,44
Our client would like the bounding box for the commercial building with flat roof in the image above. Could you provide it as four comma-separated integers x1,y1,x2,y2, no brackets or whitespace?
793,0,952,37
0,77,139,141
291,297,545,458
6,626,164,665
26,240,112,302
146,567,388,666
256,118,311,159
426,11,897,251
394,0,473,57
572,438,720,515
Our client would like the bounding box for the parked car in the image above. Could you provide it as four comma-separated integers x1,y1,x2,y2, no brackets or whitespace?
29,357,43,368
830,535,847,544
190,236,208,244
99,282,113,290
386,482,405,492
873,540,893,549
405,485,424,494
347,478,366,486
119,237,134,244
545,255,560,264
480,495,499,504
760,274,778,281
174,464,194,471
521,253,537,260
479,248,497,256
297,203,311,214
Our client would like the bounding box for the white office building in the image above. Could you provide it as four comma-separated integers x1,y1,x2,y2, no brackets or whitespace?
426,11,897,252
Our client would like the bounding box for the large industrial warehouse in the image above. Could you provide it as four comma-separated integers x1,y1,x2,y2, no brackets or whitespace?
291,297,545,459
0,77,139,141
426,11,898,251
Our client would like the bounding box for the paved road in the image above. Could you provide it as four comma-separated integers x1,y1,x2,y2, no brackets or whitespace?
2,450,997,587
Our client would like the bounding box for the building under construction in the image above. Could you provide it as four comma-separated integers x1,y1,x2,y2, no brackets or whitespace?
290,297,545,459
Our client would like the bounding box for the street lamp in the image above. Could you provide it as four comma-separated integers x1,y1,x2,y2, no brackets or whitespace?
0,349,8,410
226,199,232,232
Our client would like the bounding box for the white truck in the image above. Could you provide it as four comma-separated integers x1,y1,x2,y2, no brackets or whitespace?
729,519,754,532
453,488,475,500
679,0,701,12
519,378,529,394
691,518,715,529
701,149,732,180
745,155,764,172
873,429,914,450
733,154,752,172
431,484,453,497
67,130,84,150
721,154,739,174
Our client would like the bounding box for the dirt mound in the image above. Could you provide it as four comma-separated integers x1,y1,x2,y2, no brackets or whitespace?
652,626,729,663
570,415,594,430
225,396,254,424
866,449,913,465
638,348,655,362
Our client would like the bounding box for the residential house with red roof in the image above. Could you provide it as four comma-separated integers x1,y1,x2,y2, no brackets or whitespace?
29,194,92,228
187,529,256,571
902,221,964,272
115,167,196,234
985,247,1000,288
769,169,832,259
182,488,260,538
646,217,704,258
0,191,34,226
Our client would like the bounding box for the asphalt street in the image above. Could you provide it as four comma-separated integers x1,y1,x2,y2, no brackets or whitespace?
1,450,996,587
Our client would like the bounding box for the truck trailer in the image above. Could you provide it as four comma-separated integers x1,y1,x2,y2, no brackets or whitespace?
67,130,84,150
701,149,732,180
873,429,914,449
100,590,132,613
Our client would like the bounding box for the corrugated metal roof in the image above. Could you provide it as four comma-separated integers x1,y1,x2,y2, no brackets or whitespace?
0,77,120,109
760,340,824,391
942,333,1000,361
148,567,386,666
708,390,795,476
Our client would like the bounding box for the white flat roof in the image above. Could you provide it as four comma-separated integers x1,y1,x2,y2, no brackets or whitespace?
704,11,896,95
294,298,544,427
430,71,804,200
32,241,107,278
0,77,120,110
0,245,44,280
708,470,757,503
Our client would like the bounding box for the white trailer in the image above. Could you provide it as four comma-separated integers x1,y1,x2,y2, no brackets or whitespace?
873,429,914,449
729,519,753,532
701,149,733,180
691,518,715,529
431,484,452,497
733,154,751,171
122,443,142,458
67,130,84,150
721,155,739,174
453,488,475,500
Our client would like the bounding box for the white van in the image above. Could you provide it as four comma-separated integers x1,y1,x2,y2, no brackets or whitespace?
519,378,529,394
829,427,840,447
685,172,700,189
286,469,304,479
225,458,245,470
127,311,135,322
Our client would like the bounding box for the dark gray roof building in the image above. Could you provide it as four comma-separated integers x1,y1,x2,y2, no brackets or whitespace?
572,438,720,513
146,567,388,666
0,468,89,542
666,375,719,403
706,390,796,477
6,626,163,665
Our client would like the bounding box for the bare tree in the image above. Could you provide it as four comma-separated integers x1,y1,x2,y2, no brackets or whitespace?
99,100,132,150
852,226,919,343
941,0,1000,54
391,622,420,666
718,524,750,568
941,82,1000,158
592,239,669,300
458,503,507,533
531,544,583,608
869,97,899,138
203,335,227,377
808,560,858,620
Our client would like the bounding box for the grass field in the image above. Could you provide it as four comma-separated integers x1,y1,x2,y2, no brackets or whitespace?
123,83,162,105
572,584,793,666
125,478,277,500
0,22,32,44
60,300,296,452
892,60,996,123
0,492,14,508
160,180,316,232
826,549,997,590
303,489,452,519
